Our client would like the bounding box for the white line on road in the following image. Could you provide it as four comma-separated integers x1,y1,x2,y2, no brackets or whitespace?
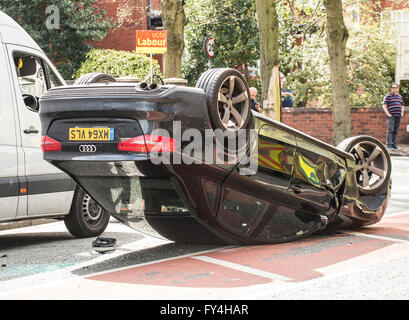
338,230,409,244
242,266,365,299
83,245,238,278
192,255,291,282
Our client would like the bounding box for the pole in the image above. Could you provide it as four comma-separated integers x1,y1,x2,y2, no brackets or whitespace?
396,35,400,85
150,52,153,83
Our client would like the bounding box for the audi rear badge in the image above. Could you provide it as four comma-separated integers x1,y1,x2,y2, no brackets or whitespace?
79,144,97,153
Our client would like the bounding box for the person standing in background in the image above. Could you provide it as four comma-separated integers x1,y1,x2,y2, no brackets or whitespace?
382,83,405,150
250,87,263,113
280,73,294,108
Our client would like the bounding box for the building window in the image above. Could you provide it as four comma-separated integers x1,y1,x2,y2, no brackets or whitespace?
381,10,409,34
295,0,317,8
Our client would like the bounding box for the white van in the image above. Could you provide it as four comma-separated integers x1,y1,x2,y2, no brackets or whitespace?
0,10,109,237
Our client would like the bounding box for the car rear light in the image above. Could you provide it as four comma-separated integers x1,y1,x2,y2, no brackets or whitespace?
41,136,62,152
118,135,176,153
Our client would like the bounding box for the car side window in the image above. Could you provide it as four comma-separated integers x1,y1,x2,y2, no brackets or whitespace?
256,124,297,189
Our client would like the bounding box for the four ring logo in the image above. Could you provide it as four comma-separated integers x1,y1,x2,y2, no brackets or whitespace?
79,144,97,153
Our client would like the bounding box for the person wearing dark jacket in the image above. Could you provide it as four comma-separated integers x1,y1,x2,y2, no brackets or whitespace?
250,87,262,113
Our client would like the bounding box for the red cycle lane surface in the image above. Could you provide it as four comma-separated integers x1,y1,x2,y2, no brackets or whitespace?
87,257,271,287
87,213,409,288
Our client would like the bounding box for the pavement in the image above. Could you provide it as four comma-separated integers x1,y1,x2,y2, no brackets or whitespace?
387,144,409,156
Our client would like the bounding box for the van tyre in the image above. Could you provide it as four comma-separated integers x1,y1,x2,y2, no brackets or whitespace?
74,72,116,84
64,187,110,238
337,135,391,195
196,68,251,135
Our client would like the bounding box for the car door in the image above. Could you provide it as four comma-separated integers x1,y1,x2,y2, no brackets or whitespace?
216,122,311,243
0,38,19,220
6,44,74,217
291,135,346,217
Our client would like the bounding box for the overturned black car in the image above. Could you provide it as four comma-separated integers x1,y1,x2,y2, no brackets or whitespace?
38,68,391,244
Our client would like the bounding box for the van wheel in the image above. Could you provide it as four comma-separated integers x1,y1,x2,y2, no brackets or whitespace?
74,72,116,84
196,68,251,134
64,187,110,238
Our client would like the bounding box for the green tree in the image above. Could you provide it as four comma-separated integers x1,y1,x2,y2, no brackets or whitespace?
278,0,327,108
279,1,399,110
182,0,259,85
324,0,351,145
255,0,279,117
161,0,186,79
283,34,331,108
347,25,396,108
0,0,114,79
355,0,409,106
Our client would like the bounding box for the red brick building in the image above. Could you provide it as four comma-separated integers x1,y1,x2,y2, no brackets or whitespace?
93,0,163,68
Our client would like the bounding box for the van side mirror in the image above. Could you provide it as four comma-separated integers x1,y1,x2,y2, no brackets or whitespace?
23,94,39,112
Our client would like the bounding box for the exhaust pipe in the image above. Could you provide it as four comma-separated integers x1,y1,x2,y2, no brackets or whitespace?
148,83,158,90
138,82,159,91
139,82,149,90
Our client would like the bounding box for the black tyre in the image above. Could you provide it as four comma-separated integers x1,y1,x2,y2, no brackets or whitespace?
337,135,391,195
196,68,251,134
74,72,116,84
64,187,110,238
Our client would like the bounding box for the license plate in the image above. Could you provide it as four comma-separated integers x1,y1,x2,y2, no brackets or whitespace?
69,128,114,141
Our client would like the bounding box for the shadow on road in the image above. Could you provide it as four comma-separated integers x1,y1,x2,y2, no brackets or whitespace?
72,242,221,277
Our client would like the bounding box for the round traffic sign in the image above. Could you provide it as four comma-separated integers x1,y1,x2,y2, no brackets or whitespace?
203,36,215,59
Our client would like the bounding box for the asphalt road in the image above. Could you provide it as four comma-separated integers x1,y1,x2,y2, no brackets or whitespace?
0,156,408,300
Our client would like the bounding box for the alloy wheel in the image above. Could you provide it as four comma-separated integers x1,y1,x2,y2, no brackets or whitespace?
217,75,250,131
351,141,389,193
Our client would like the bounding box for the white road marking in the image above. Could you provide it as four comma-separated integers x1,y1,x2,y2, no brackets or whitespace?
192,255,291,282
83,245,237,278
243,267,365,300
338,230,409,244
